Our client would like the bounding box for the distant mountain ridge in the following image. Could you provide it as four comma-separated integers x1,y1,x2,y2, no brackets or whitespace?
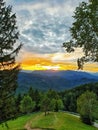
17,70,98,93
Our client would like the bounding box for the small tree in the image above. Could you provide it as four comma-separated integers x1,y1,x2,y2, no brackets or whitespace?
40,95,51,116
28,88,41,111
55,99,64,112
20,95,35,114
49,98,64,112
77,91,98,125
49,99,56,112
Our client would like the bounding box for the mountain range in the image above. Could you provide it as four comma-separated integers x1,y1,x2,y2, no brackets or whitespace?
17,70,98,93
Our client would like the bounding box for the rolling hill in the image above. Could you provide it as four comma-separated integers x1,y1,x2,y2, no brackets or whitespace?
0,112,97,130
17,70,98,93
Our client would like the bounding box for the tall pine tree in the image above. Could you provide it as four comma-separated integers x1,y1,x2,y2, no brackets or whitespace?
0,0,22,123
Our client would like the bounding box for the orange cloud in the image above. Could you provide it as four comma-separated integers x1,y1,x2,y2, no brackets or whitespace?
19,52,98,72
20,53,76,71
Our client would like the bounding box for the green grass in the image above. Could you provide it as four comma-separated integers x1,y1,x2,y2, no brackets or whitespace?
0,112,98,130
31,112,98,130
0,114,33,130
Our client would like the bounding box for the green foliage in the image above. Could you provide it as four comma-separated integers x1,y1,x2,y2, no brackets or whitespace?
49,98,56,111
40,89,63,115
63,92,77,112
60,82,98,113
0,97,16,121
15,82,98,117
55,99,64,112
20,95,35,114
46,89,59,100
63,0,98,62
40,95,51,116
77,91,98,125
13,82,98,119
0,0,21,123
15,93,22,115
28,88,41,111
44,89,64,112
49,98,64,112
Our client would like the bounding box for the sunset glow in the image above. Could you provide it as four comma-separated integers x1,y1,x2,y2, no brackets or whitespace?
21,62,98,72
7,0,96,72
21,63,76,71
19,53,98,72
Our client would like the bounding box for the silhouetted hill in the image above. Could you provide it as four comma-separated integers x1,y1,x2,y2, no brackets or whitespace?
17,70,98,93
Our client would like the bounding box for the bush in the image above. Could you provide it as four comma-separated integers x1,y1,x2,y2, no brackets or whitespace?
80,115,94,125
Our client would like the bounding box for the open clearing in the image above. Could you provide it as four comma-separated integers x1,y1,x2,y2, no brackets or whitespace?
0,112,98,130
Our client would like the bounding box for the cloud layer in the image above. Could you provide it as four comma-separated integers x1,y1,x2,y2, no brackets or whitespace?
6,0,87,55
5,0,98,72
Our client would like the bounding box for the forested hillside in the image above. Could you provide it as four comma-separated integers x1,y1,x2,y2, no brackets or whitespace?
17,70,98,93
13,82,98,118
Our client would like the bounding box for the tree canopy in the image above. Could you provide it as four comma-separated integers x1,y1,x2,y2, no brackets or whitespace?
20,95,35,114
77,91,98,125
63,0,98,64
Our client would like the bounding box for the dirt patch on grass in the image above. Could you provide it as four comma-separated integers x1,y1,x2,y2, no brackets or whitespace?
25,120,42,130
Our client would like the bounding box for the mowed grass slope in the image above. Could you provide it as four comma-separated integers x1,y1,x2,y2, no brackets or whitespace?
0,114,34,130
0,112,98,130
31,112,98,130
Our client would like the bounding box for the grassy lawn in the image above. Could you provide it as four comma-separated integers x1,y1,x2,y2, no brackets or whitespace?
0,112,98,130
0,114,34,130
31,112,98,130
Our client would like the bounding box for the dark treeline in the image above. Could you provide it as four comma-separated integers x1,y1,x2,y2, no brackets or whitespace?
11,82,98,117
60,82,98,112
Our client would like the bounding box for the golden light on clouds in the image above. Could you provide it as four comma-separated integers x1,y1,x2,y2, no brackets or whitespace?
84,63,98,72
19,52,76,71
18,50,98,72
21,62,76,71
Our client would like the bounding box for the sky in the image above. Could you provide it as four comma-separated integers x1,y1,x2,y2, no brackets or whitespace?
5,0,98,72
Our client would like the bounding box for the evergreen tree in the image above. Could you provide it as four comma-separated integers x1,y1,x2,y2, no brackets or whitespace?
0,0,22,123
47,89,59,100
28,87,34,100
15,93,22,115
63,0,98,63
33,89,41,111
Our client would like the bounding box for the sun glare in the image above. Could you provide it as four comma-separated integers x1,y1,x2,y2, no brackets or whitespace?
21,64,61,71
43,65,60,70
